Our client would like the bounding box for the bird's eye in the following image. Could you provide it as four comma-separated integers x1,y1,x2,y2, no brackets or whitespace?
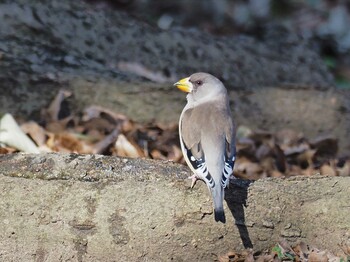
196,80,203,86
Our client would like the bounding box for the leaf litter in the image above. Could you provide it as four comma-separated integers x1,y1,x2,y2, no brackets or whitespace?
0,90,349,261
218,239,350,262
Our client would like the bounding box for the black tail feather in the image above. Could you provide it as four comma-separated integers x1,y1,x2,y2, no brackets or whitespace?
214,209,226,223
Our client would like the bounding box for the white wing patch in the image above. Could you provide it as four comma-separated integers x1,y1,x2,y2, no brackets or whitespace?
183,147,215,188
221,155,235,188
179,129,216,189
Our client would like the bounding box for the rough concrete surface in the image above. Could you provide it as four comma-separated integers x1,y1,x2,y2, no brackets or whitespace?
0,153,349,261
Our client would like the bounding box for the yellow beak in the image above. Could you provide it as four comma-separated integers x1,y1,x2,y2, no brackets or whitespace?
174,77,192,93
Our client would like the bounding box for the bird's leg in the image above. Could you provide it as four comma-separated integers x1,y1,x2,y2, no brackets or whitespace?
188,174,199,189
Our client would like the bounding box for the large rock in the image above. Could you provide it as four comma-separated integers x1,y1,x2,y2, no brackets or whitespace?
0,153,349,261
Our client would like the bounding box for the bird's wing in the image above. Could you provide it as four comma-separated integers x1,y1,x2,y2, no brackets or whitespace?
221,114,236,188
179,107,215,188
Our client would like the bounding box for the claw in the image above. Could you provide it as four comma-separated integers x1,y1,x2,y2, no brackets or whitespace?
188,174,199,189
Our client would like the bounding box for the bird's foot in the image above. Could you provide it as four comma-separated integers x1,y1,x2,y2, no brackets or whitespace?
225,175,238,189
188,174,199,189
229,174,237,180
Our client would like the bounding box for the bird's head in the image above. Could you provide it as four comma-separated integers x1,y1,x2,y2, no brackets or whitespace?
174,72,226,102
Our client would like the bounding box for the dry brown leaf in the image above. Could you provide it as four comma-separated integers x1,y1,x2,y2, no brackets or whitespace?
284,143,309,156
301,167,316,176
270,170,284,178
279,238,296,254
260,157,275,172
337,159,350,177
150,149,167,160
92,129,119,154
296,149,316,168
20,121,46,147
255,144,272,160
287,165,303,176
310,136,338,158
46,132,83,153
236,137,256,159
55,133,83,153
255,254,274,262
292,241,309,261
43,89,72,122
226,251,237,258
46,117,74,134
339,240,350,256
235,158,264,180
167,145,183,162
320,164,337,176
273,144,287,173
84,105,134,134
244,252,254,262
0,147,17,154
83,129,105,143
309,249,328,262
46,133,55,150
218,254,230,262
83,117,116,134
114,134,144,158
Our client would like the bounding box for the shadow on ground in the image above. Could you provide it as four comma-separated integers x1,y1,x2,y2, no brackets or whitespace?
225,179,254,249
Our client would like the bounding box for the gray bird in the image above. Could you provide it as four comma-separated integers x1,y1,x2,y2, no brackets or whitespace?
174,72,236,223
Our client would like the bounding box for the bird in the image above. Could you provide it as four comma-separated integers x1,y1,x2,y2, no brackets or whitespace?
174,72,236,223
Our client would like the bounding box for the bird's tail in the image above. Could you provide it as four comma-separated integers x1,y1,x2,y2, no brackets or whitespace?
212,186,226,223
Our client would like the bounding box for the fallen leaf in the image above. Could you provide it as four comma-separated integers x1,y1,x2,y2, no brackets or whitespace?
167,145,183,162
0,147,16,154
236,137,256,159
114,134,144,158
0,113,40,153
292,241,309,261
235,158,264,180
296,149,316,169
54,133,83,153
92,129,119,154
150,149,167,160
284,143,309,156
83,105,134,133
301,167,316,176
309,249,328,262
43,89,72,122
270,170,284,178
218,254,229,262
310,136,338,159
336,158,350,177
273,144,287,173
255,144,272,160
45,116,75,134
20,121,47,147
320,164,337,176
